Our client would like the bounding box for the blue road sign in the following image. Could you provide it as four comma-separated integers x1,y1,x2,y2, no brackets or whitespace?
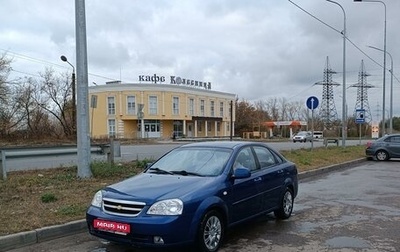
356,109,365,124
306,96,319,110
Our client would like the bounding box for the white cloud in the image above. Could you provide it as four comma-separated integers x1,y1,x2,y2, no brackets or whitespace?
1,0,399,119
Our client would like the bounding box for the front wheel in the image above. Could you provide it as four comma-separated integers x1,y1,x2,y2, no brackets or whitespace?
375,150,389,161
197,210,224,252
274,188,294,220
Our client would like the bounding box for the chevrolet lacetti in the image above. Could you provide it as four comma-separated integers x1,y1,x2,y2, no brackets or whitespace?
86,141,298,252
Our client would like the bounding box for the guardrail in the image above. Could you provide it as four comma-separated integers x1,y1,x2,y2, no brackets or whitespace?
0,144,114,180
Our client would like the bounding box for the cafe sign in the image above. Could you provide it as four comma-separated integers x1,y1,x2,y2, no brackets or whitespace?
138,74,212,90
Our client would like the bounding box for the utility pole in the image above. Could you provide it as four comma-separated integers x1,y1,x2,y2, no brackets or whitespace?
75,0,92,178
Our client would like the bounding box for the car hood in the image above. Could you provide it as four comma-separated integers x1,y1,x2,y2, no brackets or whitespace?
103,173,217,203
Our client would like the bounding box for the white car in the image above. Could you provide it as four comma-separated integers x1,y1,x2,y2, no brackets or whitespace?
293,131,313,143
313,131,324,139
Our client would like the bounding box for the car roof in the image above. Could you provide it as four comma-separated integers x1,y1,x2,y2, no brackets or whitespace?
178,141,268,150
378,134,400,140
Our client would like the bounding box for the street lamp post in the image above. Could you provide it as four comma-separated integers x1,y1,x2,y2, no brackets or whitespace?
368,46,393,134
326,0,346,147
60,55,76,138
354,0,387,136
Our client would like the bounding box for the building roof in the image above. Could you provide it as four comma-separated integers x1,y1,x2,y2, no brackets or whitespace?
89,82,236,99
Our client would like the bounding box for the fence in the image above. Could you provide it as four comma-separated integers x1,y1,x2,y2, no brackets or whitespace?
0,143,120,180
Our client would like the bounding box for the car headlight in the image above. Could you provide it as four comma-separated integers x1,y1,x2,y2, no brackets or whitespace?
147,199,183,215
91,190,103,208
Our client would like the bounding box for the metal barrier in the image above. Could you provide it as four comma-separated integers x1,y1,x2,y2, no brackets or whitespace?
0,144,118,180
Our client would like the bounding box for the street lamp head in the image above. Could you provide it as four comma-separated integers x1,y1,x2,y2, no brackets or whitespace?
60,55,68,62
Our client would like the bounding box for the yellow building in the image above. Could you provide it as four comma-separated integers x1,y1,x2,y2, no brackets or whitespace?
88,82,236,140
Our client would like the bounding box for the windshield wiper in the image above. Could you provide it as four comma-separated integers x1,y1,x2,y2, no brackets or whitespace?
171,170,204,177
148,167,174,175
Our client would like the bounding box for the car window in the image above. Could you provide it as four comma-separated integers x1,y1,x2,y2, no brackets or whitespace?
233,147,257,171
390,136,400,143
253,146,277,168
148,147,231,176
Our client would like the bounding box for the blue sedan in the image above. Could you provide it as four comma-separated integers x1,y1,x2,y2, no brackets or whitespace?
86,141,298,251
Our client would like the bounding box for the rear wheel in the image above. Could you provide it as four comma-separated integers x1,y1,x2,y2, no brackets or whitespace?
274,188,294,220
197,210,224,252
375,150,389,161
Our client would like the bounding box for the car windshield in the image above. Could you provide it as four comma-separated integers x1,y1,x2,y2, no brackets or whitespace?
146,147,232,177
297,132,308,136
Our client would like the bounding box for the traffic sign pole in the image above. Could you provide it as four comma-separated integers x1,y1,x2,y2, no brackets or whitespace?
306,96,319,151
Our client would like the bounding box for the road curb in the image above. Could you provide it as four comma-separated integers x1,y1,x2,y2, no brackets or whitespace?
298,158,366,180
0,220,86,252
0,158,367,251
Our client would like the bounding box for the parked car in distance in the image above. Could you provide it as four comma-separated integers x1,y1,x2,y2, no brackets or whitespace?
86,141,298,252
365,134,400,161
313,131,324,139
292,131,313,143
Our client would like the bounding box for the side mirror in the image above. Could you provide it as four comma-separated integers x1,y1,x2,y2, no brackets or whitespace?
232,167,251,179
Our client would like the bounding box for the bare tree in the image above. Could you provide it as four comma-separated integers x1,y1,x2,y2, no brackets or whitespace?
35,68,74,138
0,53,12,104
14,77,56,139
265,98,280,121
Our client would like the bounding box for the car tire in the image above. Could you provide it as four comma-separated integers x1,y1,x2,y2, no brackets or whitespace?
197,210,224,252
375,150,389,161
274,188,294,220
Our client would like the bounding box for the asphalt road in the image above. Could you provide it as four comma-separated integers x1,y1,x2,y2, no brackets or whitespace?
7,159,400,252
6,139,369,172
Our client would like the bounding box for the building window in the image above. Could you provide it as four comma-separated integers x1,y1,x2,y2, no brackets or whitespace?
198,121,202,132
108,119,116,137
217,122,221,132
173,97,179,115
108,96,115,115
189,98,195,116
210,101,215,117
220,102,224,117
207,121,212,131
200,100,205,116
127,96,136,115
173,120,183,137
149,96,158,115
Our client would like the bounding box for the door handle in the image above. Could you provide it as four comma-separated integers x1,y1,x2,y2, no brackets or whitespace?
254,177,262,182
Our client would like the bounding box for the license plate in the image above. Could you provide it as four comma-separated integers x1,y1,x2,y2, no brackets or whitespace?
93,219,131,234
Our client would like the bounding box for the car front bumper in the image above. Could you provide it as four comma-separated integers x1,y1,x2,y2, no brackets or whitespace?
86,206,196,248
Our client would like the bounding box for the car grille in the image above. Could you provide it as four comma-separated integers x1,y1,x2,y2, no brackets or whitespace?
102,198,146,217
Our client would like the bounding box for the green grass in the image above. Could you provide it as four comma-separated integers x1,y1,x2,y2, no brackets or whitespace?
281,145,365,172
0,147,365,236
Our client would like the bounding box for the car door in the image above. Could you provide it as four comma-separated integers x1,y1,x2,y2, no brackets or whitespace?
386,136,400,157
228,147,262,224
252,146,286,211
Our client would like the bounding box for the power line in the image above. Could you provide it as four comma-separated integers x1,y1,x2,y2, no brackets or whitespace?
288,0,400,86
1,48,119,82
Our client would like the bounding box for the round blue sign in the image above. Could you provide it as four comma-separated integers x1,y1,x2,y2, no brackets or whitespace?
306,96,319,110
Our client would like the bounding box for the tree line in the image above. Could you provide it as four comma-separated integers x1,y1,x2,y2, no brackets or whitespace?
0,54,75,143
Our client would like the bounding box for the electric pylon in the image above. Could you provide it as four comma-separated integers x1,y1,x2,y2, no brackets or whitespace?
350,60,374,123
315,56,339,129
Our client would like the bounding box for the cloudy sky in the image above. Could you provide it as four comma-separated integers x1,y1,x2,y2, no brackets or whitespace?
1,0,399,121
